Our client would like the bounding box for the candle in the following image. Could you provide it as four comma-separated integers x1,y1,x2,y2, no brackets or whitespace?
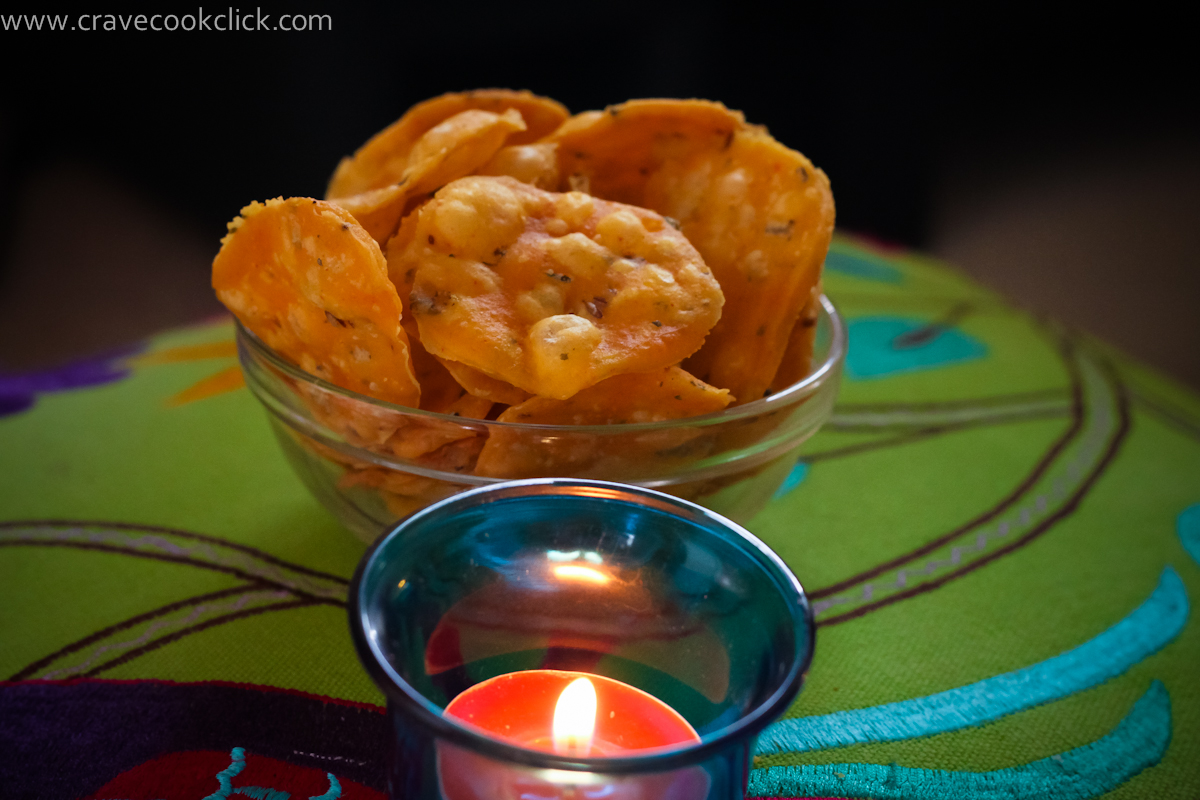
438,669,706,799
446,669,699,754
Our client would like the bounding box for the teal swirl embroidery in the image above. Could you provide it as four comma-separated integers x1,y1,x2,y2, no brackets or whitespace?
757,567,1188,754
749,681,1172,800
308,774,342,800
202,747,247,800
233,788,288,800
201,747,342,800
844,317,987,380
774,461,809,498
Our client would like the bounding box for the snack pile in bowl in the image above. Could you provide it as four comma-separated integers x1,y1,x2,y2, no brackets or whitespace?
212,90,841,538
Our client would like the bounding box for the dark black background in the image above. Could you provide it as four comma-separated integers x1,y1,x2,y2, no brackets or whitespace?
1,2,1196,378
4,2,1192,244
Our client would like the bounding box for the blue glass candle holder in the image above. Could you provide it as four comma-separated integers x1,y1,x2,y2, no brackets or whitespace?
349,478,814,799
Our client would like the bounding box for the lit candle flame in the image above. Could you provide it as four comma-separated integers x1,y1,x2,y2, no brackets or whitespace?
552,677,597,756
552,564,610,584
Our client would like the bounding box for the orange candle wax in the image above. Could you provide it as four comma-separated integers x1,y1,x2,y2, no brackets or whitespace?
438,669,705,800
445,669,699,754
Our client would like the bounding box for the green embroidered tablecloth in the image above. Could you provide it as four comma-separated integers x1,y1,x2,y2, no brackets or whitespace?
2,235,1198,798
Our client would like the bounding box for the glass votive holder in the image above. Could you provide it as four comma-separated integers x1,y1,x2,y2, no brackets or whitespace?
349,478,814,799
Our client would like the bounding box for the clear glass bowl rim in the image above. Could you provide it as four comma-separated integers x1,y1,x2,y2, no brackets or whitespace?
348,478,816,774
237,294,845,435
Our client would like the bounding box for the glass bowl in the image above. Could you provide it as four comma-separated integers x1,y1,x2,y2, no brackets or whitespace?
349,478,815,799
238,295,844,542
